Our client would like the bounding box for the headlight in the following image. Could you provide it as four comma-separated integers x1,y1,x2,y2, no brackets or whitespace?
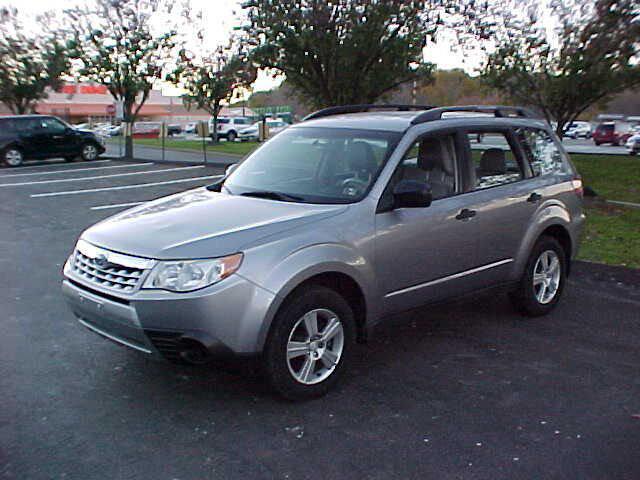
142,253,243,292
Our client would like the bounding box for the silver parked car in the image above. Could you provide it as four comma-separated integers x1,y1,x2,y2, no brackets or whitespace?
62,105,585,400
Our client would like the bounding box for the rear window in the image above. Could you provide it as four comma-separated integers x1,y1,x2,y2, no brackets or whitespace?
597,124,614,132
217,118,230,124
517,128,570,177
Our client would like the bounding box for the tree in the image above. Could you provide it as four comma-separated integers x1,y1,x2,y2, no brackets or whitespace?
0,7,68,114
242,0,439,109
170,45,257,142
478,0,640,136
65,0,179,158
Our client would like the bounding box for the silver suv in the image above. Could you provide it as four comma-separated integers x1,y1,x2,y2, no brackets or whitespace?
62,105,585,399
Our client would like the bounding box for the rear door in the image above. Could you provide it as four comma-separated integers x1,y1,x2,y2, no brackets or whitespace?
454,127,539,286
17,118,53,158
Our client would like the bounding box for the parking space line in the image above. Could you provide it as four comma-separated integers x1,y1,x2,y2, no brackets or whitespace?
31,175,223,198
0,162,152,178
2,159,113,172
0,165,205,187
90,201,146,211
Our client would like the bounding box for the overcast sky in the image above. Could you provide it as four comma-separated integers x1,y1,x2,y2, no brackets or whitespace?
2,0,480,93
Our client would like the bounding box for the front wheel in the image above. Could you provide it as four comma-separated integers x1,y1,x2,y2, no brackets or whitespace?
510,236,567,317
81,143,99,161
263,286,355,400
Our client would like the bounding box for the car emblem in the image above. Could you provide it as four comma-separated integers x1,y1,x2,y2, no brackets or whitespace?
93,254,109,268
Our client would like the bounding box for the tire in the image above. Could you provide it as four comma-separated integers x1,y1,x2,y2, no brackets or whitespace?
612,140,620,147
263,285,356,400
227,130,237,142
2,147,24,167
80,142,99,161
509,236,567,317
594,141,601,146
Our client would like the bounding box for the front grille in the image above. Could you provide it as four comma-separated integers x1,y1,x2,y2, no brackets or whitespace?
72,250,143,292
69,240,154,294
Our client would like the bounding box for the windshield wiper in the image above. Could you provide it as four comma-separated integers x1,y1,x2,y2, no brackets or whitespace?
240,190,304,202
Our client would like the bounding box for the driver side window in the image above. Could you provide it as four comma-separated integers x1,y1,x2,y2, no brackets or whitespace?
397,134,458,201
40,118,67,134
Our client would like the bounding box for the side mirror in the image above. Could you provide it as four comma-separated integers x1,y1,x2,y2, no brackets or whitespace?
225,163,239,177
393,179,432,209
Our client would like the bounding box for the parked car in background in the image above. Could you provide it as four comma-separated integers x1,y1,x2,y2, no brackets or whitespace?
95,125,121,137
238,119,290,141
167,124,182,137
1,115,106,167
62,104,584,399
592,122,632,146
131,122,162,139
626,133,640,155
184,122,197,134
563,121,592,139
209,116,251,142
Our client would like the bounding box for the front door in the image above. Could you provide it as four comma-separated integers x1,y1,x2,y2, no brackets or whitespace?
374,131,492,314
39,117,77,157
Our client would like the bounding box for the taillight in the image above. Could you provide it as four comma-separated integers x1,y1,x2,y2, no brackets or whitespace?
572,178,584,198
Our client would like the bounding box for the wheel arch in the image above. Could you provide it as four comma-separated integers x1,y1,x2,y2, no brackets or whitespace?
257,266,371,351
513,204,575,279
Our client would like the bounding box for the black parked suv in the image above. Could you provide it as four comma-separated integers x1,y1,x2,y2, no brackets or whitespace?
0,115,106,167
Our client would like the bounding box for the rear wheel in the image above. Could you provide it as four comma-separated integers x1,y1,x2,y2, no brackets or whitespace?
81,143,99,161
510,236,567,317
263,285,355,400
2,148,24,167
227,130,237,142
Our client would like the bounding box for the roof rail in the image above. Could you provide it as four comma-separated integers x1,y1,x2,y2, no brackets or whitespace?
303,104,437,122
411,105,537,124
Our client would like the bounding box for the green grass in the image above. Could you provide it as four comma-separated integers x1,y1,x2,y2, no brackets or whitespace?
110,137,260,156
570,154,640,268
570,154,640,204
578,204,640,269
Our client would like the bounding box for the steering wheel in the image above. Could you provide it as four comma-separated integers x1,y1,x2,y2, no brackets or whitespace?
341,178,368,197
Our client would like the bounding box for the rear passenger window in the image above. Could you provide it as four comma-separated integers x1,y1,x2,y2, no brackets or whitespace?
467,132,524,190
518,128,569,176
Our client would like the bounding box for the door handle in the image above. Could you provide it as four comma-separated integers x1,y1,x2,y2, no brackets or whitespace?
527,192,543,203
455,208,477,220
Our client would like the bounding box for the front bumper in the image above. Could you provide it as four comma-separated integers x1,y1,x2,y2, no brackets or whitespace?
62,271,276,362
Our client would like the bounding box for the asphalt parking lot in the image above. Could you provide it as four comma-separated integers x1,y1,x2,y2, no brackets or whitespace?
2,158,640,479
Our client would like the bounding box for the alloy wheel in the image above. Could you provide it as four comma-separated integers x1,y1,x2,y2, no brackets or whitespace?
82,144,98,160
286,308,345,385
533,250,561,304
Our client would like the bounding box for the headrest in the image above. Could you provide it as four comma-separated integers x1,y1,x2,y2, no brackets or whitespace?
349,141,377,173
418,137,454,175
480,148,506,175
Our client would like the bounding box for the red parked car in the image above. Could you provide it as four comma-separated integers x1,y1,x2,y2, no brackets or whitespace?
593,122,632,146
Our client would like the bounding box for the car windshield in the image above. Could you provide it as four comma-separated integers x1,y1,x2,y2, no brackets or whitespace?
224,126,401,204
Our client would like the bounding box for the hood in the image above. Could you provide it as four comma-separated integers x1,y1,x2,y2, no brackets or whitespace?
81,188,348,259
75,129,98,138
